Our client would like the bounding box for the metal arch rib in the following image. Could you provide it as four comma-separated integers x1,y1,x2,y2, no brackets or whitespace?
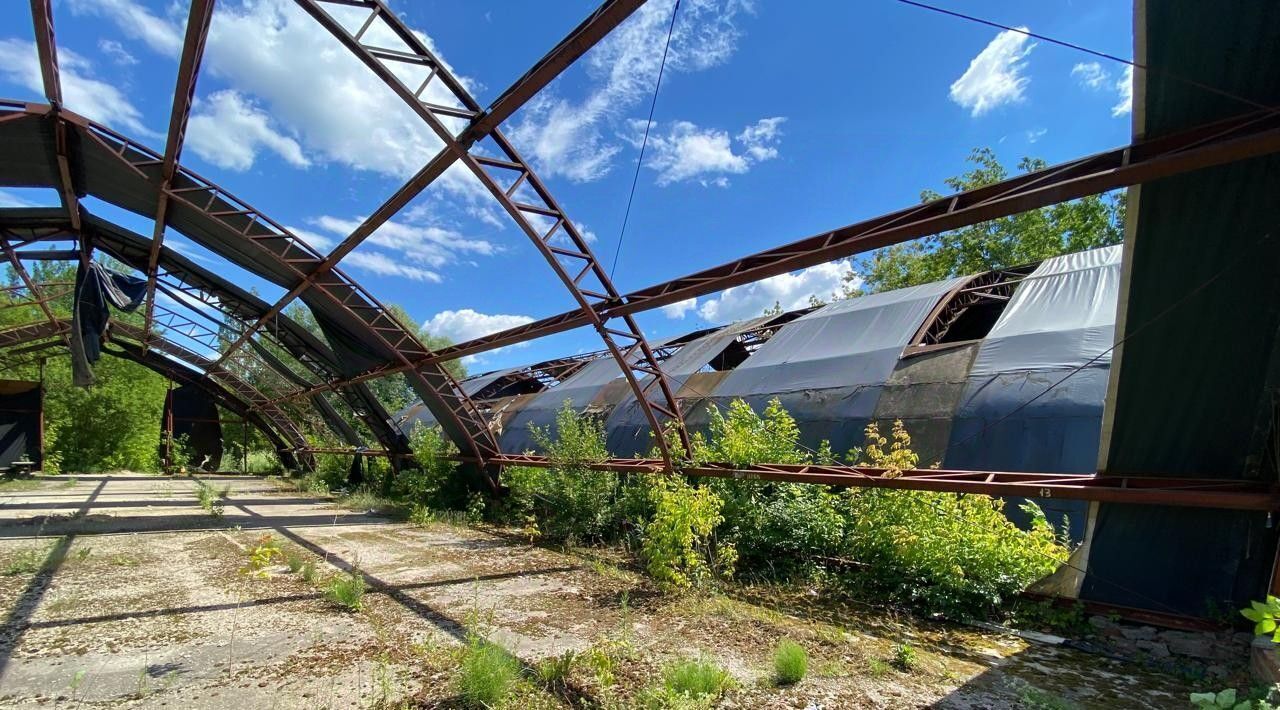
0,317,307,465
0,104,502,479
0,206,407,455
296,0,691,468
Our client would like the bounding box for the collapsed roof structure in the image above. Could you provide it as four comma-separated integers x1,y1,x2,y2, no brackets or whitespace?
0,0,1278,617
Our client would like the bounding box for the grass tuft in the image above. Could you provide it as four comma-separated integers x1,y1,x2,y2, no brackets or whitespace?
535,650,576,687
663,656,733,699
458,641,521,708
325,568,366,611
772,638,808,685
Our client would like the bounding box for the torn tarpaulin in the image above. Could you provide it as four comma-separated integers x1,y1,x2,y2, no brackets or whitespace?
71,261,147,386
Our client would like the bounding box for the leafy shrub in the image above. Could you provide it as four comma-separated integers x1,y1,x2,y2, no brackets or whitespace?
458,641,520,708
772,639,808,685
641,477,734,590
1242,596,1280,642
242,534,283,577
692,398,808,466
325,568,366,611
841,483,1068,619
195,481,226,517
502,402,621,543
892,642,917,671
401,424,460,508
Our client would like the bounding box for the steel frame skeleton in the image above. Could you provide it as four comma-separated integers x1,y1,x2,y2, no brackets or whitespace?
293,0,691,469
141,0,217,352
0,2,1278,510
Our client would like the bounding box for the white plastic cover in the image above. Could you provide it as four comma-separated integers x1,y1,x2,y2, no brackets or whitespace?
970,245,1122,375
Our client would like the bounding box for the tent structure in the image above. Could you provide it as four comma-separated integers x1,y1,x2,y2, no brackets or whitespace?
1,0,1279,617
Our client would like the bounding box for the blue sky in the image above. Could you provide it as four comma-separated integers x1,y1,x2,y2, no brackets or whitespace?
0,0,1134,375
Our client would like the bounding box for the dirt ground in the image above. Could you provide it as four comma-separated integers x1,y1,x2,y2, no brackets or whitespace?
0,474,1200,708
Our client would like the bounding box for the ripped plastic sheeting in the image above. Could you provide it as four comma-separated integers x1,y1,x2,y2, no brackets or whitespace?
714,278,965,396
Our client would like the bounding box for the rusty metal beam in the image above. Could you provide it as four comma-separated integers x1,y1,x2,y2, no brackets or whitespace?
217,0,644,379
366,107,1280,374
297,0,691,468
30,1,82,233
461,454,1280,512
0,231,67,350
142,0,217,350
465,0,646,140
28,0,61,105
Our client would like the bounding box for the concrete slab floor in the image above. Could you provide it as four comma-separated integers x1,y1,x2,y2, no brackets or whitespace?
0,474,1202,708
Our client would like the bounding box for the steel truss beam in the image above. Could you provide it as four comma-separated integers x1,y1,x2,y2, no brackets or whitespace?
142,0,217,351
297,0,691,468
2,107,501,476
0,209,408,454
212,0,642,376
301,106,1280,387
29,0,81,233
0,317,309,455
470,455,1280,512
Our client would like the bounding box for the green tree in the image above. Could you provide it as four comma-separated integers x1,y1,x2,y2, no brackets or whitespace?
847,147,1125,295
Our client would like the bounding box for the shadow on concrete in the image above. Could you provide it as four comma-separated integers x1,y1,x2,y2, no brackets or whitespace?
0,477,107,678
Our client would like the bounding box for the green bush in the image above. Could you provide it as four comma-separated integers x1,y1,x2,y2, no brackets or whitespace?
772,639,808,685
401,424,463,508
458,641,521,708
692,398,808,467
641,477,734,590
841,485,1067,619
892,642,918,671
501,402,623,544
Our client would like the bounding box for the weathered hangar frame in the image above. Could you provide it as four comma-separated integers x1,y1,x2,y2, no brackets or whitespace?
0,0,1277,511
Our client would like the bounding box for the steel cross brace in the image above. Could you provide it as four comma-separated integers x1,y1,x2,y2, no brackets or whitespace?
297,0,691,469
142,0,217,352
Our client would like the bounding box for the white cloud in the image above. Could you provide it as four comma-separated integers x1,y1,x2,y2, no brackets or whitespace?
1071,61,1133,118
510,0,752,182
635,116,784,186
342,251,441,283
1071,61,1109,90
98,38,138,66
1026,127,1047,143
1112,65,1134,117
423,309,535,343
0,39,151,135
0,190,38,208
675,260,854,323
661,298,698,319
71,0,495,215
187,90,310,171
69,0,183,54
949,28,1035,117
292,213,498,283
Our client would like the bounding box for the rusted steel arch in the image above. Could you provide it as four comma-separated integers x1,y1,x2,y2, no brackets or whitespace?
0,103,501,484
297,0,692,468
0,206,406,454
0,317,304,469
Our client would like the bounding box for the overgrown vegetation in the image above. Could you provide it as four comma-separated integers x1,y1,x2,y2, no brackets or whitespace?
458,640,521,708
772,639,808,685
325,567,367,611
401,395,1071,622
194,480,228,518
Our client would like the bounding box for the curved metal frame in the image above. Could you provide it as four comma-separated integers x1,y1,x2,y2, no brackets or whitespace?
296,0,690,468
0,317,305,468
0,208,407,453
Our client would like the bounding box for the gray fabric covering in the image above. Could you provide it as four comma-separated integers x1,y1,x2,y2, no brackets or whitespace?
945,247,1122,542
715,278,966,396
